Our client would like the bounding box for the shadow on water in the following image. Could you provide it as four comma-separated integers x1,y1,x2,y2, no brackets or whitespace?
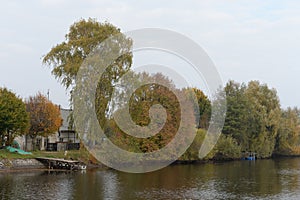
1,158,300,199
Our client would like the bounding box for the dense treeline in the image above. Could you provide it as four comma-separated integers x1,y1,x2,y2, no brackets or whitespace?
104,75,300,161
182,80,300,160
84,64,300,160
101,72,198,155
1,18,299,162
42,18,300,161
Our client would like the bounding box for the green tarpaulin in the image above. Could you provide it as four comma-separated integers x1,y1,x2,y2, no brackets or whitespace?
6,146,32,155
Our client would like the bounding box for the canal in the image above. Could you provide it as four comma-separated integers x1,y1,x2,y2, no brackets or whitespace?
1,158,300,199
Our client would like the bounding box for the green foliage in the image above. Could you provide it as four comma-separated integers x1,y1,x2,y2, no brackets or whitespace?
43,19,132,129
222,80,281,158
245,81,281,158
43,18,132,90
0,88,29,146
275,107,300,155
185,88,211,129
180,129,206,161
212,134,242,160
222,81,248,145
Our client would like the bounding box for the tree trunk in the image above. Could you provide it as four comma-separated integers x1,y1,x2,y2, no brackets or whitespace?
6,130,9,146
32,136,36,151
25,135,28,151
0,133,3,147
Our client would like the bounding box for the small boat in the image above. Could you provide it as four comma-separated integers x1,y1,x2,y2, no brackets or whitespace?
245,156,255,160
242,151,256,160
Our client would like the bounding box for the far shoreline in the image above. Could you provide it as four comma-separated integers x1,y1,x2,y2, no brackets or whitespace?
2,154,300,173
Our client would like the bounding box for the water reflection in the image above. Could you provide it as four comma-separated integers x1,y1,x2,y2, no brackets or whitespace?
71,170,120,200
0,171,74,200
1,158,300,199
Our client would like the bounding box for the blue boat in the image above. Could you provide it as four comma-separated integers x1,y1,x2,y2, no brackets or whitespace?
245,156,255,160
242,152,256,160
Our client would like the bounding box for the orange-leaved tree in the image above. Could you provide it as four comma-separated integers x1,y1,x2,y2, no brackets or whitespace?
26,93,62,149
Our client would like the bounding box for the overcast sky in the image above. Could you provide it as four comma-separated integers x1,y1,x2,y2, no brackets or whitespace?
1,0,300,108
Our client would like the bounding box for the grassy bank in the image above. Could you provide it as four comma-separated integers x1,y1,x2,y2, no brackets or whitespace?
0,148,96,164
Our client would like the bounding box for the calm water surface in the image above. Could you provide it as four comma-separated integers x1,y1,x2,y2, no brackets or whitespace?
1,158,300,199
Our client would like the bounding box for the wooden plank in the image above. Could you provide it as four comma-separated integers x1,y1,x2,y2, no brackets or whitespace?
36,157,80,164
36,157,86,171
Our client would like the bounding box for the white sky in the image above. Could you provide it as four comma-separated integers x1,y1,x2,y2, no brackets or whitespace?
1,0,300,108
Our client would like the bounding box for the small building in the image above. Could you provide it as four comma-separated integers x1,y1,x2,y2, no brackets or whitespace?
46,108,80,151
15,108,80,151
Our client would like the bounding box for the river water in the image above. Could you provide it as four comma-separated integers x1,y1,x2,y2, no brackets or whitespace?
1,158,300,200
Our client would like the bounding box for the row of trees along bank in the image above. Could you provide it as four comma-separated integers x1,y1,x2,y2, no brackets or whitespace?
182,80,300,161
42,18,300,160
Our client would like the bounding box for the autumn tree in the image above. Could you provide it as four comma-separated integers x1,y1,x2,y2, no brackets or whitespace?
0,88,29,146
25,93,62,143
129,74,183,152
104,72,195,155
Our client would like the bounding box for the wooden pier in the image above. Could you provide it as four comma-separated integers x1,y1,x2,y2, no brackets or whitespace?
36,157,87,170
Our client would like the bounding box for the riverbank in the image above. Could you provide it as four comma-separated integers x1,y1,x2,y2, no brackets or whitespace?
0,158,45,171
0,158,105,172
2,148,300,172
0,156,237,172
0,148,104,172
